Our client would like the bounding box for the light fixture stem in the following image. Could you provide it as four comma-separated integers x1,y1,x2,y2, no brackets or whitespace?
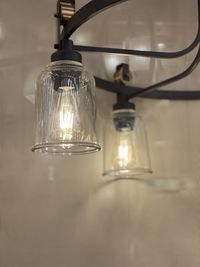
113,94,135,111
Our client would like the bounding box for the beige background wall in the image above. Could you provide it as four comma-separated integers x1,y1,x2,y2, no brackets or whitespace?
0,0,200,266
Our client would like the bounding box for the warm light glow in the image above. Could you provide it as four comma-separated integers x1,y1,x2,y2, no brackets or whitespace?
157,43,165,49
51,86,77,141
112,129,137,169
58,86,75,140
59,107,74,140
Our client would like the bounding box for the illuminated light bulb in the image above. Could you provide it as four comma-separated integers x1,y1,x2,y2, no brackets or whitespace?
103,109,152,178
51,86,77,142
111,128,137,170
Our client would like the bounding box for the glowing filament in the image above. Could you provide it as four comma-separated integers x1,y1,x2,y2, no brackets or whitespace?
112,130,137,170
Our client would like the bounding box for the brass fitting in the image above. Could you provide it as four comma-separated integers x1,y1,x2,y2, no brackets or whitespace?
60,0,75,22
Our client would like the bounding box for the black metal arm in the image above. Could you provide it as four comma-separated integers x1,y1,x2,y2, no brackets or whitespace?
58,0,200,101
63,0,200,60
95,48,200,101
95,77,139,97
128,46,200,99
95,45,200,100
62,0,128,39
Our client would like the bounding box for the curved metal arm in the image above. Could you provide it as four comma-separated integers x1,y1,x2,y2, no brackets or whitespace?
140,89,200,100
62,0,128,39
128,45,200,99
94,77,139,96
94,45,200,100
61,0,200,100
74,35,199,59
64,0,200,59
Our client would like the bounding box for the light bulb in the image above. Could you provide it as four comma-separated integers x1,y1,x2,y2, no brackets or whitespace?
51,86,79,142
111,128,137,170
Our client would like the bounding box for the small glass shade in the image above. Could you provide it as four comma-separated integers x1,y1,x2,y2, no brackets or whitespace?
32,60,101,154
103,109,152,178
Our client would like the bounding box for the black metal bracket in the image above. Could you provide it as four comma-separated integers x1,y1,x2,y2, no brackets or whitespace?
54,0,200,101
62,0,128,39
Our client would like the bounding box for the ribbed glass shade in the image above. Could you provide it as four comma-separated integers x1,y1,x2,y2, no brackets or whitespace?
32,60,101,155
103,109,152,178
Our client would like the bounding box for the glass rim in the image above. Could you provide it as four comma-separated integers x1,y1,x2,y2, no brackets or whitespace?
47,60,83,67
112,109,136,115
103,168,152,178
111,109,141,121
32,142,101,155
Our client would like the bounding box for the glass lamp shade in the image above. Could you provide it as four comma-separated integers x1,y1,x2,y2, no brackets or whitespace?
103,109,152,178
32,60,101,155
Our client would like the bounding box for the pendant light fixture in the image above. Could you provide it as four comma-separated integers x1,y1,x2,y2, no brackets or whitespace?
32,0,200,181
32,1,101,154
103,64,151,178
103,108,151,178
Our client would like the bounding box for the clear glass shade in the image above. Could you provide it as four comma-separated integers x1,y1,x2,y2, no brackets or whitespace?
32,60,101,154
103,109,152,178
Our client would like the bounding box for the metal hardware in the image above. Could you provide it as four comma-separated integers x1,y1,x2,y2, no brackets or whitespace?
53,0,200,101
51,39,82,62
113,64,132,85
128,45,200,99
63,0,200,59
60,0,75,22
62,0,127,39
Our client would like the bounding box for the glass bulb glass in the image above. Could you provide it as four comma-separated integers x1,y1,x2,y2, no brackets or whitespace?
50,86,78,142
103,109,152,178
32,60,101,155
111,129,137,170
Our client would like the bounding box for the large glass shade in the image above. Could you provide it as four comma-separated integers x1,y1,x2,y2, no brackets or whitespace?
103,109,152,178
32,60,101,154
